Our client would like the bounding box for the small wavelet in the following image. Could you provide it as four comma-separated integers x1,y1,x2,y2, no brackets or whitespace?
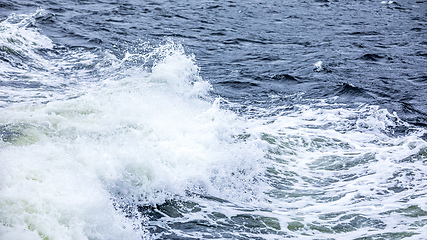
334,83,368,96
0,10,122,107
358,53,386,61
270,73,300,82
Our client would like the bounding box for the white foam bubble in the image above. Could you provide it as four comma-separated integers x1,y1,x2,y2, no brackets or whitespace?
314,60,323,71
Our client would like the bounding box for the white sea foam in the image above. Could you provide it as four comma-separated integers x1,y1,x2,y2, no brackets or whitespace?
314,60,323,71
1,10,427,240
0,40,268,239
0,9,53,76
252,104,427,238
0,9,120,108
2,43,427,238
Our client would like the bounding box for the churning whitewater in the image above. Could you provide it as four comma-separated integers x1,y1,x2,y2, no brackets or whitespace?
1,1,427,239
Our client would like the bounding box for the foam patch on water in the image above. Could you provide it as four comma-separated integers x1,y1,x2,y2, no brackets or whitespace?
253,103,427,238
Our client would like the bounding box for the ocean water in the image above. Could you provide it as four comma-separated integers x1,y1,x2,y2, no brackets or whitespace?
0,0,426,239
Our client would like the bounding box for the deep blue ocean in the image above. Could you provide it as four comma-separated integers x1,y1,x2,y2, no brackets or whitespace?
1,0,427,239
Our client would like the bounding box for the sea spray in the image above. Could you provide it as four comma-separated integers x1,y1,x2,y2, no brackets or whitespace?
0,40,268,239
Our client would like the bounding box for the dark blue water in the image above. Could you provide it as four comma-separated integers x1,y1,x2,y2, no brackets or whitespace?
1,0,427,239
2,0,426,123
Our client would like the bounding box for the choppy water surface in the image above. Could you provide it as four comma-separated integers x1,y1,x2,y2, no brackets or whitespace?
1,0,426,239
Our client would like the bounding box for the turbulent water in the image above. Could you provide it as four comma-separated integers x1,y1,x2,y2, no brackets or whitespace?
1,0,427,239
